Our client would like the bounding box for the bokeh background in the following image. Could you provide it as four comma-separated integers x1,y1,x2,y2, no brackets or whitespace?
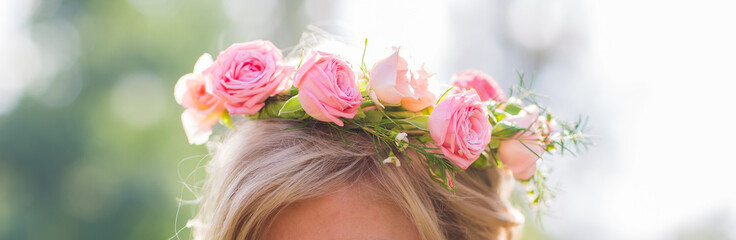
1,0,735,239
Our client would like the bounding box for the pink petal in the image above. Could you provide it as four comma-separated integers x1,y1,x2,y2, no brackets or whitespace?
181,109,220,145
193,53,214,74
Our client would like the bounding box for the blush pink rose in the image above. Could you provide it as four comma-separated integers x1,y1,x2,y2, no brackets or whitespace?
204,40,292,115
174,53,226,145
428,89,492,169
498,105,545,180
294,51,362,126
451,70,507,102
369,47,437,112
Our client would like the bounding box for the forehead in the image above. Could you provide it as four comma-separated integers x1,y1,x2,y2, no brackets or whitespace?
265,185,421,240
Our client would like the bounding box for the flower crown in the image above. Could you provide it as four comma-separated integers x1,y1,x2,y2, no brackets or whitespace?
174,39,589,207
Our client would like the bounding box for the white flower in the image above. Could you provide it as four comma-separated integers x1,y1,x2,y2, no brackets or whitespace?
382,156,401,167
395,132,408,143
394,132,409,150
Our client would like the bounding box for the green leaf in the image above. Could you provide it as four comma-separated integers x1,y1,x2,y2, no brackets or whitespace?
364,110,383,123
487,110,498,124
436,86,455,104
471,151,492,169
288,86,299,95
493,111,509,122
297,48,305,68
419,106,433,116
358,78,368,94
417,133,434,144
360,38,369,73
385,111,418,119
221,110,234,129
278,95,302,115
489,138,501,148
259,101,282,118
492,121,525,138
503,103,523,115
494,151,503,168
400,115,430,131
354,108,366,120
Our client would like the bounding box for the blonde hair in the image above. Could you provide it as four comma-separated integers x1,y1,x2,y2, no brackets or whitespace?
191,119,521,239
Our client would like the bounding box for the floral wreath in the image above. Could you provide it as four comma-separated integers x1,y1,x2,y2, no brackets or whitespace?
174,38,589,208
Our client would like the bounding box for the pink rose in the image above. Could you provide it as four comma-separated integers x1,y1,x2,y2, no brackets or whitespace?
428,89,492,169
451,70,507,102
498,105,545,180
369,47,437,112
294,51,362,126
204,40,292,115
174,53,226,145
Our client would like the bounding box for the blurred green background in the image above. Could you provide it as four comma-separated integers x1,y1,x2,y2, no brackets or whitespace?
0,0,232,239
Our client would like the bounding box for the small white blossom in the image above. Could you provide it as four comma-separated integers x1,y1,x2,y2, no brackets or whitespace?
382,156,401,167
395,132,408,143
394,132,409,150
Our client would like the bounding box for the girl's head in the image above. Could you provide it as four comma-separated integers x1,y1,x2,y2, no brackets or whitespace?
191,119,521,240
